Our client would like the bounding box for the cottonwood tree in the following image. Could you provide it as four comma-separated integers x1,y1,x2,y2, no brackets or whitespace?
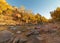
50,7,60,22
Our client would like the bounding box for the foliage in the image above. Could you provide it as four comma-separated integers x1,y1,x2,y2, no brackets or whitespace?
0,0,48,25
50,7,60,22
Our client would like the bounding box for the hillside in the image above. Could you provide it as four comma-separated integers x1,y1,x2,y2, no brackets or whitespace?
0,0,48,25
0,0,60,43
0,0,16,25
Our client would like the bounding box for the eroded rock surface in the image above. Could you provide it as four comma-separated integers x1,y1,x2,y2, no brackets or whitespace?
0,30,14,43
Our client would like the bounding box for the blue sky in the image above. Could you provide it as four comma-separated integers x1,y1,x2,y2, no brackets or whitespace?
6,0,60,19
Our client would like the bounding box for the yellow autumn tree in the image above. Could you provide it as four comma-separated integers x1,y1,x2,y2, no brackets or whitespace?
50,7,60,22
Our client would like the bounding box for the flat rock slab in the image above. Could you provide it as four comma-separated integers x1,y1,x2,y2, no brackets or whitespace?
0,30,14,42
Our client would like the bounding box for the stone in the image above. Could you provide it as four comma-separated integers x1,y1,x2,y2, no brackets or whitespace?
0,30,14,42
16,31,21,34
9,26,16,30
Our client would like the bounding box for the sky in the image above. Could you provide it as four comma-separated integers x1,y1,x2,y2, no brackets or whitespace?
6,0,60,19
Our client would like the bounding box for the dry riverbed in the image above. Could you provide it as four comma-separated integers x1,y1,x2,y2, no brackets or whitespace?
0,23,60,43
